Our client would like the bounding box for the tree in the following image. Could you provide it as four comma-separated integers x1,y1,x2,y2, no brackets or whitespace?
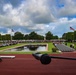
74,31,76,41
53,35,58,39
24,34,29,40
13,32,24,40
5,34,11,40
45,31,53,40
1,35,6,41
0,34,2,40
29,31,38,40
66,32,74,42
62,33,67,39
37,35,44,40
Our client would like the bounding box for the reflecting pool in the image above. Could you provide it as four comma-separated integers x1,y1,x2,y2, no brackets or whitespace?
4,44,47,52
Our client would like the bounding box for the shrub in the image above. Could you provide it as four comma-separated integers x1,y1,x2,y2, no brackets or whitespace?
52,48,58,52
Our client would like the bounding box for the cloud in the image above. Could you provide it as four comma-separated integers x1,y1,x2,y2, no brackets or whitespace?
3,0,55,24
0,0,76,37
0,0,57,36
38,17,76,37
24,0,55,24
58,0,76,17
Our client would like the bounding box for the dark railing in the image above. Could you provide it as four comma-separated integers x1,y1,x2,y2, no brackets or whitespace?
32,52,76,65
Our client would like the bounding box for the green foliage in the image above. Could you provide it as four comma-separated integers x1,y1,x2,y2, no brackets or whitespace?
52,48,58,52
62,33,66,39
0,31,59,41
74,31,76,40
0,43,26,50
29,31,38,40
24,34,29,40
5,34,11,40
1,34,11,40
24,31,44,40
53,35,58,39
62,31,76,42
48,42,55,52
67,42,76,49
0,34,2,40
13,32,24,40
45,31,53,40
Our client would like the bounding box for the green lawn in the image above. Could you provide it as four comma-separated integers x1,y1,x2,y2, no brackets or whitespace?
0,43,26,51
0,42,56,54
67,42,76,49
48,42,55,52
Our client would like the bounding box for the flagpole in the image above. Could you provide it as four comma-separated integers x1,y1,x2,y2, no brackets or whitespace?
11,32,12,41
11,29,14,42
11,29,12,42
10,21,15,43
70,26,75,43
11,19,12,42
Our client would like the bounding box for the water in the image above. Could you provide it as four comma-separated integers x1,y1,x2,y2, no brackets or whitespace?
4,45,47,52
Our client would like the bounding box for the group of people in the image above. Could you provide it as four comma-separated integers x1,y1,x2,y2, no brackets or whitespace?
0,41,18,47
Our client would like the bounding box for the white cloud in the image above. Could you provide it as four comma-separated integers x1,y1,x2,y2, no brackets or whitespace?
0,0,76,37
58,0,76,17
7,28,14,36
0,0,58,37
40,17,76,37
7,28,12,34
0,32,6,35
58,18,68,24
3,4,12,12
0,0,56,28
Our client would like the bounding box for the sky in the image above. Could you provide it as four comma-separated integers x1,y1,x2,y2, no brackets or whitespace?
0,0,76,37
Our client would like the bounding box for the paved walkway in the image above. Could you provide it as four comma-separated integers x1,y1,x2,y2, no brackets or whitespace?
55,44,75,52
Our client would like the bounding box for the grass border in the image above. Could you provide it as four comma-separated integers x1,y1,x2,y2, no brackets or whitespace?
0,42,58,54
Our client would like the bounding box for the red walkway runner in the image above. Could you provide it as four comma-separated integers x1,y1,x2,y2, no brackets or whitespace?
0,53,76,75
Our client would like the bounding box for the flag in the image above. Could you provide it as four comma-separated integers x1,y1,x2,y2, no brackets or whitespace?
70,27,75,31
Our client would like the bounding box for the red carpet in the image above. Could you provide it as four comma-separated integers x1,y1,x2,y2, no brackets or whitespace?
0,53,76,75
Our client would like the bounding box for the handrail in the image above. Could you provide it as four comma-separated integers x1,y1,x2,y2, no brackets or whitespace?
32,52,76,65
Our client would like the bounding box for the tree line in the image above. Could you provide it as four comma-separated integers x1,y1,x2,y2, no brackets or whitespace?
62,31,76,42
1,30,76,41
0,31,58,41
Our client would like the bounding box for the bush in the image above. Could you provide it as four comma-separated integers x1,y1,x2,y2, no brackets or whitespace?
70,44,74,48
65,43,67,45
52,48,57,52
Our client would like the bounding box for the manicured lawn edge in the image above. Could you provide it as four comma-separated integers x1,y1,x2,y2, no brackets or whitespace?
0,42,58,54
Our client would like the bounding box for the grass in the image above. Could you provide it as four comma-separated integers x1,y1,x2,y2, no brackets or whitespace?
67,42,76,49
0,43,26,51
0,42,56,54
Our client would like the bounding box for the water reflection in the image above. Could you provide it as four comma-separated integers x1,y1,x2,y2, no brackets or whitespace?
5,45,47,52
